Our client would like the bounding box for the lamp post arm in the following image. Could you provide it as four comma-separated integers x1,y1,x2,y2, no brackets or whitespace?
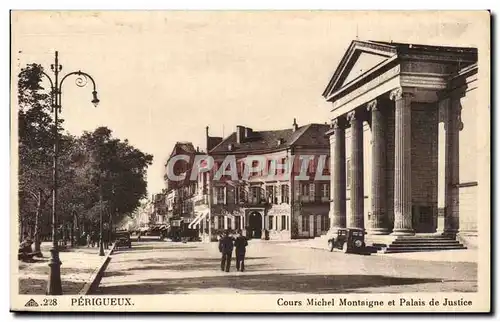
58,70,99,108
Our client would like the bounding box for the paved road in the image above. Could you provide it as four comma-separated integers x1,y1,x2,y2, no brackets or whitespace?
96,241,477,294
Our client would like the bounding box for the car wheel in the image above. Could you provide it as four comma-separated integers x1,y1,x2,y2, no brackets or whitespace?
342,242,349,254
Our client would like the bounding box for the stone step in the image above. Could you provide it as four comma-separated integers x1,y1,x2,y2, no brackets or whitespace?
389,243,464,248
395,236,451,240
383,246,467,254
391,240,461,245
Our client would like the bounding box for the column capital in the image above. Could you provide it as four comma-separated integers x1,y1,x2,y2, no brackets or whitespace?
331,116,347,130
347,110,362,123
366,99,379,112
390,87,415,101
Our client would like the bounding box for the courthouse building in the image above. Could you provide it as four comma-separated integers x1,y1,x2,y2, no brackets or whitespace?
322,40,483,248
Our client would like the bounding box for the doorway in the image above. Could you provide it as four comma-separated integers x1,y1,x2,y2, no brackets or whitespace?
247,212,262,239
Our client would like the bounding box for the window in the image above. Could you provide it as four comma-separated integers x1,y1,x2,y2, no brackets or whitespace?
308,157,316,174
302,215,310,232
266,186,275,203
235,216,241,230
321,183,330,199
301,183,310,196
281,185,290,204
281,215,286,231
217,216,224,229
227,217,232,230
320,215,330,231
269,216,274,230
215,187,225,204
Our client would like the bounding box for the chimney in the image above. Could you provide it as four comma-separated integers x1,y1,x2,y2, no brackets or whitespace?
245,127,253,138
205,126,210,152
196,146,200,152
236,125,245,144
293,118,299,131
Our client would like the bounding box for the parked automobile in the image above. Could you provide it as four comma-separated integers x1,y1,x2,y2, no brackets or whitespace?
115,230,132,249
328,228,366,254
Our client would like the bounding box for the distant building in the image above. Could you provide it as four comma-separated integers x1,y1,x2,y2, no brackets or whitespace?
163,142,206,233
188,120,331,240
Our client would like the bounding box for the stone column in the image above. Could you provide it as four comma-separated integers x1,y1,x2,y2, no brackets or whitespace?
347,110,364,230
328,118,347,233
444,97,461,236
391,87,414,235
367,99,389,234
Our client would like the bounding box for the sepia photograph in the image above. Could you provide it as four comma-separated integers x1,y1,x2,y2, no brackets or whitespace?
9,10,490,312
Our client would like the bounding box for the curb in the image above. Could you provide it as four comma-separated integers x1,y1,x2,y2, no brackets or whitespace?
79,243,116,295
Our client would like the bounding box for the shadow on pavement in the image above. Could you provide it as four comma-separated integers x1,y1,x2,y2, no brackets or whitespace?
96,273,451,295
18,278,86,295
114,245,198,253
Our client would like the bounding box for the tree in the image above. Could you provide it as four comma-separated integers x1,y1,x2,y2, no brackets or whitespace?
17,64,56,250
79,127,153,229
18,63,154,252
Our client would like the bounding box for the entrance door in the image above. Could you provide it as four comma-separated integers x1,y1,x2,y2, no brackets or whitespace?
248,212,262,239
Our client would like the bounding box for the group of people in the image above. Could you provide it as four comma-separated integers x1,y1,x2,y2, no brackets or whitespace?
218,230,248,272
82,231,112,248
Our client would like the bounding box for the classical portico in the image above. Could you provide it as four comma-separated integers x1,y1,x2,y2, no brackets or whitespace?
324,40,478,240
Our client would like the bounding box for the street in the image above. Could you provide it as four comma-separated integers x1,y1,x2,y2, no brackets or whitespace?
96,241,477,294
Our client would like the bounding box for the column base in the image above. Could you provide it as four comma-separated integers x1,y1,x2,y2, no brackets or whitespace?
367,227,391,235
442,229,458,237
390,228,415,236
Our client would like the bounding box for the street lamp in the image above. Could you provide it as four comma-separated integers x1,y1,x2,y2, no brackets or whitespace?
20,51,100,295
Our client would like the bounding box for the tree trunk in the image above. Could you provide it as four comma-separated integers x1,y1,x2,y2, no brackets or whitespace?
33,190,42,253
70,215,75,248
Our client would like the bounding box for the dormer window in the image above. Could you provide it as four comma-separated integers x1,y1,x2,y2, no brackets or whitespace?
277,138,284,145
228,144,234,151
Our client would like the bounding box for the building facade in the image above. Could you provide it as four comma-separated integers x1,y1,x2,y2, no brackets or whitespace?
189,120,331,240
163,142,203,233
322,40,481,247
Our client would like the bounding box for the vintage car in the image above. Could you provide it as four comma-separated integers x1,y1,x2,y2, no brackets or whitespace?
328,228,366,254
115,230,132,249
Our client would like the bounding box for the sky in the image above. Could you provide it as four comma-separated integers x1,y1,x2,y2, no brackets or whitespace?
11,11,488,196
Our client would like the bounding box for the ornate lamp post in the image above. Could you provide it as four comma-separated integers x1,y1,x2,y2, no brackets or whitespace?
23,51,100,295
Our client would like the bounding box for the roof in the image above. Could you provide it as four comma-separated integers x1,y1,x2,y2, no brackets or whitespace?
175,142,196,154
322,40,478,99
209,123,330,154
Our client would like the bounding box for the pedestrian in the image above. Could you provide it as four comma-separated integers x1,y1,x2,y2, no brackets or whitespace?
86,232,91,247
218,230,234,272
234,230,248,272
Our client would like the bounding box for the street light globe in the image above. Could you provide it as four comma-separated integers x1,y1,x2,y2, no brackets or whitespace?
92,91,100,107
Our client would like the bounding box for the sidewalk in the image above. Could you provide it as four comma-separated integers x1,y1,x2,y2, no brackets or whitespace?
275,238,479,263
17,242,112,295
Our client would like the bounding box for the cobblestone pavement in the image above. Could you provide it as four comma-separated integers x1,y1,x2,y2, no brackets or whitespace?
17,243,111,295
96,240,477,294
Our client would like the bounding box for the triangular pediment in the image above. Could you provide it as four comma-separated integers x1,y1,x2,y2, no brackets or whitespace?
322,40,398,99
340,52,389,87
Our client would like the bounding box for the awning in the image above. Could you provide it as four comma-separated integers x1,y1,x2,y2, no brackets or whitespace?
159,225,168,230
193,212,209,229
188,212,205,229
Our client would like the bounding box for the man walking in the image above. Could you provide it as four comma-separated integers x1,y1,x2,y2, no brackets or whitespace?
218,230,234,272
234,230,248,272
